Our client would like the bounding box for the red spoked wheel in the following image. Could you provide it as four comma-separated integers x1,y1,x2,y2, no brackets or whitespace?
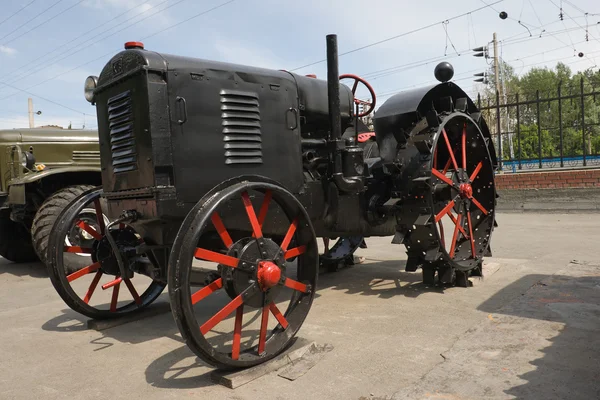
339,73,377,117
427,113,496,281
169,178,318,370
47,187,165,319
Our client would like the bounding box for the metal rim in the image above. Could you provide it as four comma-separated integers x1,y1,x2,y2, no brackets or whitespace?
428,113,496,271
47,187,165,319
168,179,318,370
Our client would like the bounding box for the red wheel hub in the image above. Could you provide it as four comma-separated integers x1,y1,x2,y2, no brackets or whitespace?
459,183,473,198
257,261,281,291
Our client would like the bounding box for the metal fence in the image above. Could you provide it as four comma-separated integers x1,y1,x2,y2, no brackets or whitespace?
476,77,600,173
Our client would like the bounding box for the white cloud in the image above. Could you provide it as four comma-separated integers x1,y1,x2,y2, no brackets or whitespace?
0,46,16,56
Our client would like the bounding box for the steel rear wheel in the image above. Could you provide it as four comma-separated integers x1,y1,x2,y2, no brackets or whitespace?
47,187,165,319
397,111,496,286
169,179,318,370
429,114,496,274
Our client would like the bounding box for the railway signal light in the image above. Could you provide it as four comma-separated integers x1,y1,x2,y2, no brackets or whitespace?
472,46,488,58
473,72,488,84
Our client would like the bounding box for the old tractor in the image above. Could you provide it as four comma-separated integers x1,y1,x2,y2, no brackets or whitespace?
0,127,102,267
47,35,497,370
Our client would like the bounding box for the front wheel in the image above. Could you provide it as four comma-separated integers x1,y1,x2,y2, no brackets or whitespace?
46,187,165,320
169,177,318,370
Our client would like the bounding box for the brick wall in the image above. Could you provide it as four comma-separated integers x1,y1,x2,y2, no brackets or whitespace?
495,168,600,190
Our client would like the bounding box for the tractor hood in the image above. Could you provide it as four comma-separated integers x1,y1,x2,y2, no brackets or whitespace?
0,128,98,143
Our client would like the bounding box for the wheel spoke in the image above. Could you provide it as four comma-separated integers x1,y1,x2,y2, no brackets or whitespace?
231,305,244,360
449,214,462,258
470,196,489,215
442,129,459,171
124,278,141,305
76,220,102,241
191,278,223,305
66,261,100,282
284,278,308,293
470,161,483,181
110,281,120,312
284,245,306,260
280,217,299,252
194,248,239,268
211,212,233,248
442,157,452,174
462,124,467,170
446,211,469,239
438,221,446,248
258,303,269,354
241,191,262,238
269,302,289,329
102,276,122,290
466,211,476,258
63,246,92,254
435,200,455,223
200,293,244,335
432,169,454,187
83,270,103,304
93,199,105,234
256,190,272,230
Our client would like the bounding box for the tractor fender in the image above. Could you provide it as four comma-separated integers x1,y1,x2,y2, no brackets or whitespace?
373,82,497,168
6,166,101,206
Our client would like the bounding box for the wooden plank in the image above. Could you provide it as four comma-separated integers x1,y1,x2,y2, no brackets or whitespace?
211,338,314,389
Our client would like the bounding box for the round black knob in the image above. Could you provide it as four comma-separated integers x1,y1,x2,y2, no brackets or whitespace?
434,62,454,83
499,11,508,19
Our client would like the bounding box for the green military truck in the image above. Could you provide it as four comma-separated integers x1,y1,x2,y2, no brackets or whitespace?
0,126,101,265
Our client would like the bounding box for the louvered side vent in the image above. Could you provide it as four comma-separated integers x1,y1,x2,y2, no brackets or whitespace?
72,151,100,163
220,89,262,165
107,90,137,173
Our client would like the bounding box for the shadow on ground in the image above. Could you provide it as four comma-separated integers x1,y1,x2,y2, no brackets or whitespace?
0,259,48,278
40,257,454,390
476,263,600,399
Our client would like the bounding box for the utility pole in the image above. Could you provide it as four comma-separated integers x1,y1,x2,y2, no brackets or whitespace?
493,33,500,99
493,32,504,170
28,98,34,128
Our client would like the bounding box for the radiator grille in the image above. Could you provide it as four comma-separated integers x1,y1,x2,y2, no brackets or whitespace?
220,89,262,165
107,90,137,173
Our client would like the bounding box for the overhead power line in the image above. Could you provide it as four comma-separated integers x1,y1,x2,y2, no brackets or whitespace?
0,0,237,103
0,79,88,116
289,0,505,71
0,0,148,81
0,0,172,86
0,0,65,43
1,0,86,47
0,0,37,29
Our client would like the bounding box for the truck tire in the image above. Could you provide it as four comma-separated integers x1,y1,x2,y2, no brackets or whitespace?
0,210,39,263
31,185,96,268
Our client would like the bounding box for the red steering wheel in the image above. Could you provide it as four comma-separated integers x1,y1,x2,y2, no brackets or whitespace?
339,74,377,118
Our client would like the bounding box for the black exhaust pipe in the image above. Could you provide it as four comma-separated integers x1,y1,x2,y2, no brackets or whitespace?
327,34,342,144
326,34,343,178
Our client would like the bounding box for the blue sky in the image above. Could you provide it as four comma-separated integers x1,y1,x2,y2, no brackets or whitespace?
0,0,599,130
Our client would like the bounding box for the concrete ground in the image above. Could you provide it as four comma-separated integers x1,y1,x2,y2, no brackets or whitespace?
1,213,599,400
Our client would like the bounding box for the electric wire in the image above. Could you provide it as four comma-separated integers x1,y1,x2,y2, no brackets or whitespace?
0,0,148,80
288,0,505,72
0,0,37,30
1,0,86,47
0,0,175,89
0,0,236,108
0,0,66,43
